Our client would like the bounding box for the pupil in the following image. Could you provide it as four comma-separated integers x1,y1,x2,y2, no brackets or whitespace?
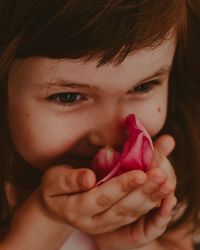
60,93,77,103
137,83,150,91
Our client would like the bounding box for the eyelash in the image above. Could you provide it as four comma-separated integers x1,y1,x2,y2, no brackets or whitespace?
131,80,161,94
47,80,161,106
47,92,85,106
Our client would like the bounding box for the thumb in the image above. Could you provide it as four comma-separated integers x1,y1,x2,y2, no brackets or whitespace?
153,135,177,186
41,166,96,196
154,134,175,157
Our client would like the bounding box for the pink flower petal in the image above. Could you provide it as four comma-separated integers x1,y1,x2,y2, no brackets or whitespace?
91,114,154,184
91,145,120,180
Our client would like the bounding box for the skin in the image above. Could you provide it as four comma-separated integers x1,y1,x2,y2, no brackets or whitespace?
8,39,173,169
3,38,193,249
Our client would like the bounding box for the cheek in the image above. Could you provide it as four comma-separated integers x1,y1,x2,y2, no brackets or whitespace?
8,109,80,169
132,84,168,136
140,104,167,136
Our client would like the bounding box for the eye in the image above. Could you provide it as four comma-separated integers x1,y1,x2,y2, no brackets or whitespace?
132,80,161,94
47,92,86,106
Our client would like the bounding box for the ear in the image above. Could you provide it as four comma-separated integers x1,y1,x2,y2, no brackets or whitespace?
154,134,175,156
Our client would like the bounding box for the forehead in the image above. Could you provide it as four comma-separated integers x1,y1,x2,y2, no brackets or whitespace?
10,38,176,89
56,38,175,84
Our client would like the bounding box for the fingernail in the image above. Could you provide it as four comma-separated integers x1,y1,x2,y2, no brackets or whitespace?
155,201,162,207
171,197,177,208
167,197,177,214
159,184,174,195
79,172,88,190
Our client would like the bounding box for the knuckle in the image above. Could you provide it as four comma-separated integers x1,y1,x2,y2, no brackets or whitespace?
114,173,139,193
120,178,133,193
117,205,130,216
152,167,165,176
96,194,112,208
129,210,141,219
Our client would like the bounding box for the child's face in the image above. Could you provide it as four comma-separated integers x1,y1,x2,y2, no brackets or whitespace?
8,39,175,169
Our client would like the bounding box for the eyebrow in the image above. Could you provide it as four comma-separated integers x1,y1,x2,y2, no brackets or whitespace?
44,65,171,90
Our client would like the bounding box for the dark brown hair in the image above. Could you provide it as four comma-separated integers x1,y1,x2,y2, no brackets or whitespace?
0,0,199,239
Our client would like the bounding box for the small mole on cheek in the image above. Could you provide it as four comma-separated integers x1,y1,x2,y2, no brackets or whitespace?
25,113,29,117
157,107,161,113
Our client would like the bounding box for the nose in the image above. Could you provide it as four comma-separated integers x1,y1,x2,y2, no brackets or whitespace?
88,110,126,149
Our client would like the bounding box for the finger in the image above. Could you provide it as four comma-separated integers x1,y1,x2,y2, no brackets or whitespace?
41,165,96,196
91,168,167,230
154,134,175,156
78,170,147,216
93,195,176,249
150,179,175,202
144,194,177,240
142,167,166,194
151,150,177,187
93,195,177,248
107,195,177,247
159,194,177,217
143,168,174,205
92,190,155,231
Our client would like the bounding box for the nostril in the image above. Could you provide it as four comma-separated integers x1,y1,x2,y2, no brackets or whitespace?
114,145,123,154
88,133,104,147
88,128,126,149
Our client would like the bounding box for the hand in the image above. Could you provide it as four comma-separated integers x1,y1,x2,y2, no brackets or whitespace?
93,134,177,250
36,136,175,240
38,165,149,234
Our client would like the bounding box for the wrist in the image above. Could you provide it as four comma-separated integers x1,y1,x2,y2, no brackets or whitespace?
2,189,73,250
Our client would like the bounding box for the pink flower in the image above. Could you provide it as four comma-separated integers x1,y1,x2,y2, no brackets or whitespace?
91,114,154,184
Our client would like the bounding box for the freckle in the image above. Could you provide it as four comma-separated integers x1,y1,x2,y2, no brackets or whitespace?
25,113,29,117
158,107,161,112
